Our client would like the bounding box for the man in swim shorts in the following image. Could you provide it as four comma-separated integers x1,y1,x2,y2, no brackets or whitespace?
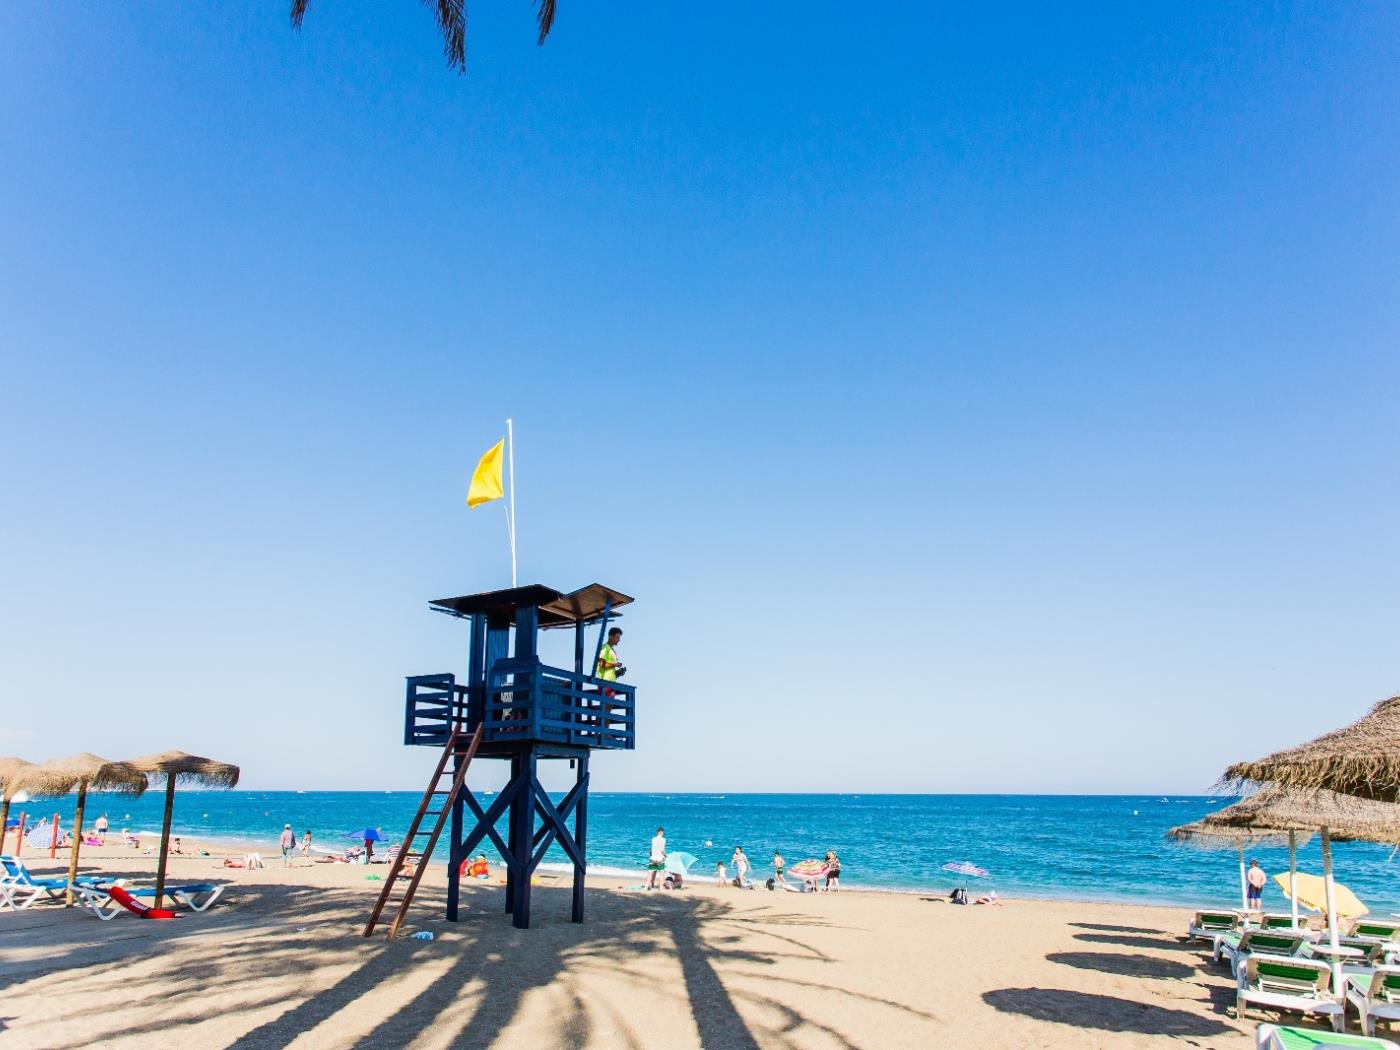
1246,859,1266,910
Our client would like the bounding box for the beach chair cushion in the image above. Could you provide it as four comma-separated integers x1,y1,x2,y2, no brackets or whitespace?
1357,922,1400,940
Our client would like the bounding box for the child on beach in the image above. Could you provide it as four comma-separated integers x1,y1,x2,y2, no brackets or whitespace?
772,850,787,889
301,830,312,857
715,861,728,886
647,827,666,890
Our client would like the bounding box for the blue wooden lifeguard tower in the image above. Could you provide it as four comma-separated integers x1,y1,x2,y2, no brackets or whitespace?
364,583,637,936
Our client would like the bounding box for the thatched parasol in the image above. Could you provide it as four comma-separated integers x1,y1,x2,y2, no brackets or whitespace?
1220,733,1400,985
128,752,240,908
1225,694,1400,802
10,754,147,905
0,757,34,854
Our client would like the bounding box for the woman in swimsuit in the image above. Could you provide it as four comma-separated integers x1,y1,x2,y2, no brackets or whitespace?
824,850,841,891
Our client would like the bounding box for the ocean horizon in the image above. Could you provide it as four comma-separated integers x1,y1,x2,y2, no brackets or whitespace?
17,790,1400,913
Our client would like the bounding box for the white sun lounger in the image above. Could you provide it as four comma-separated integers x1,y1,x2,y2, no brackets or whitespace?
1257,1021,1400,1048
1189,908,1243,942
1237,955,1345,1032
1347,965,1400,1038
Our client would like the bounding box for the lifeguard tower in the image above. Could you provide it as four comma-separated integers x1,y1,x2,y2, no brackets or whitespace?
364,583,636,936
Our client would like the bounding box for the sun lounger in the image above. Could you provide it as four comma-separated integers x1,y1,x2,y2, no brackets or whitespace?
1356,921,1400,941
1346,965,1400,1038
1236,956,1345,1032
127,883,225,912
1189,909,1243,942
1257,1022,1400,1048
1261,913,1309,932
1305,937,1392,966
1216,929,1308,974
0,855,109,909
1261,1033,1397,1050
67,882,129,921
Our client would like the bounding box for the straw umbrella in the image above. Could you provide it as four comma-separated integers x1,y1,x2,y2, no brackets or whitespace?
128,752,239,909
1168,816,1303,916
1208,778,1400,988
1170,786,1328,926
10,754,147,904
1225,694,1400,803
0,757,33,854
1225,697,1400,968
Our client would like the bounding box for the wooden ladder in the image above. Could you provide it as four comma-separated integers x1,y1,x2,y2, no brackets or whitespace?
363,723,484,939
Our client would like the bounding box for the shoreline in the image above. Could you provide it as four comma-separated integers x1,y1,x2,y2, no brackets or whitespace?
7,830,1263,915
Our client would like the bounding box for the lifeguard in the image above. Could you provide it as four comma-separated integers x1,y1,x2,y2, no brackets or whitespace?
596,627,624,686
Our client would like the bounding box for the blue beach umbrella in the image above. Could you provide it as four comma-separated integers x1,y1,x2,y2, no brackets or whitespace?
665,851,698,875
349,828,383,842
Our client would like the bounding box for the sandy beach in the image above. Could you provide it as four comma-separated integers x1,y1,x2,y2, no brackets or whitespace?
0,841,1268,1050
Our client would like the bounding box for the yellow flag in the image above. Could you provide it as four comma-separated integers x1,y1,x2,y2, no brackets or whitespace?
467,439,505,507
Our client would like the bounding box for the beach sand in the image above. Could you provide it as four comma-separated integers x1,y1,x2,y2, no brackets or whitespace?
0,843,1270,1048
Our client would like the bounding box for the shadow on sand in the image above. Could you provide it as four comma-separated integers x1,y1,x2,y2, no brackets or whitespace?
2,877,930,1049
982,988,1235,1037
1045,950,1194,981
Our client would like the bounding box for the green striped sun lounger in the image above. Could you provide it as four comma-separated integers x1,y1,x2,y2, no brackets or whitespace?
1256,1022,1400,1048
1216,930,1308,974
1189,909,1242,942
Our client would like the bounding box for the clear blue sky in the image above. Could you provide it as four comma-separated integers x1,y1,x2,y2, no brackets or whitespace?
2,3,1397,794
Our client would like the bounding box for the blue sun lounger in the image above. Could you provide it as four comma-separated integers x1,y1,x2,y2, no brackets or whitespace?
126,883,225,912
0,855,110,910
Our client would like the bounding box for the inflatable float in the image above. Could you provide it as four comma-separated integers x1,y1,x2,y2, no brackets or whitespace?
107,885,178,920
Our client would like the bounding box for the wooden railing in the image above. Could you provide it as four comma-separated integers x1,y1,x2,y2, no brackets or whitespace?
405,661,635,751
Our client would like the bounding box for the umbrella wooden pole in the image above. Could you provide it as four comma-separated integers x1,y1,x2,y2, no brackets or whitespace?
65,784,87,907
1288,831,1299,929
154,776,175,910
50,811,60,858
14,812,25,856
1322,825,1343,993
0,798,8,853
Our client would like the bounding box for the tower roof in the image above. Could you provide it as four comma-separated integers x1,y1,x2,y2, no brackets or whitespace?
430,582,632,628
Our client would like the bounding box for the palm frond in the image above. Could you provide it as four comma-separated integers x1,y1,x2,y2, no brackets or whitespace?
290,0,309,30
537,0,557,44
425,0,467,73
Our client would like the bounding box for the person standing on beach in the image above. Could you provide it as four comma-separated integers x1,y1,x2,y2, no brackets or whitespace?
1246,859,1266,910
647,827,666,890
824,850,841,891
301,830,312,857
279,824,295,866
732,846,750,887
772,850,788,889
94,814,109,844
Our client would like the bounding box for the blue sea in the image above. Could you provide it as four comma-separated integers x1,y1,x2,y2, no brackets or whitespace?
25,792,1400,912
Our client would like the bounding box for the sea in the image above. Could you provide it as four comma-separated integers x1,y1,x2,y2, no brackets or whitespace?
19,792,1400,913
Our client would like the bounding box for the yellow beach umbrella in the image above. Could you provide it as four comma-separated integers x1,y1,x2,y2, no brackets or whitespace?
1272,871,1368,919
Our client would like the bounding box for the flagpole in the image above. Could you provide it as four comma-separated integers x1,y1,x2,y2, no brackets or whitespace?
506,417,517,586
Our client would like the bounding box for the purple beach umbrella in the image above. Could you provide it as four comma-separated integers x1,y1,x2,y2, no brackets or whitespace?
941,861,989,878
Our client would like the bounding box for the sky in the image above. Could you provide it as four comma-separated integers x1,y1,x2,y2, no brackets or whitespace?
1,3,1397,794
